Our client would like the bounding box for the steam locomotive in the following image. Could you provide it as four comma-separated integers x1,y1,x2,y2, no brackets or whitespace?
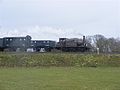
0,35,90,52
56,36,90,52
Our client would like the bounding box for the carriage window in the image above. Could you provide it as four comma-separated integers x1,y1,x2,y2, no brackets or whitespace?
6,44,9,46
22,44,25,46
20,38,22,41
23,39,26,41
10,39,12,41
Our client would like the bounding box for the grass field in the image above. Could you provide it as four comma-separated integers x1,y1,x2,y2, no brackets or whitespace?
0,67,120,90
0,53,120,67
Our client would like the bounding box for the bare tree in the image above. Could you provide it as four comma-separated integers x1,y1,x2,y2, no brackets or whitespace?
87,34,120,53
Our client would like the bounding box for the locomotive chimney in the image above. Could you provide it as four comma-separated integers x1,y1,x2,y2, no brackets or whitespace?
83,36,85,44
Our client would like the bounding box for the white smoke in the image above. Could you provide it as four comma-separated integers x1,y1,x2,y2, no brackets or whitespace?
0,26,84,41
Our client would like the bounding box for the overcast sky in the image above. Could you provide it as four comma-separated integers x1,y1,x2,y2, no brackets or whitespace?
0,0,120,40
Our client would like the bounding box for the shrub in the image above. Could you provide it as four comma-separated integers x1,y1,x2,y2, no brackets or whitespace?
0,52,120,67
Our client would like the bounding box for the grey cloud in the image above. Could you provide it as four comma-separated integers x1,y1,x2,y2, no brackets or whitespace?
0,0,119,38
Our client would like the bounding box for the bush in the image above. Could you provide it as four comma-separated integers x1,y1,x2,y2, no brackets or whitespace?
0,52,120,67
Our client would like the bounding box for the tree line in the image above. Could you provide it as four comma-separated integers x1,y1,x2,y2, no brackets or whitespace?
86,34,120,53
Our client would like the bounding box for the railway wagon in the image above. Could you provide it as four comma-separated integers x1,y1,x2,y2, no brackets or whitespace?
31,40,56,52
1,35,31,51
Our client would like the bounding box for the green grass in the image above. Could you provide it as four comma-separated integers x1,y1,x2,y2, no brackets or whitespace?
0,53,120,89
0,53,120,67
0,67,120,90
